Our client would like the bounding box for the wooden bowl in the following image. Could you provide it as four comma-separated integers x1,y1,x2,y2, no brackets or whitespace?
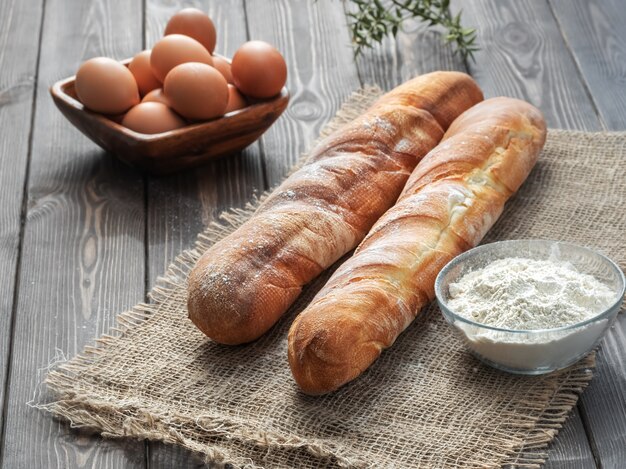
50,58,289,175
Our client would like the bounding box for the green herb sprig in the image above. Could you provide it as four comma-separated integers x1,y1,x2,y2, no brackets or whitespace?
346,0,478,62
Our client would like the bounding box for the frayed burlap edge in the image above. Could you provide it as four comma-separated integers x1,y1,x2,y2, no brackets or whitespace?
39,87,599,469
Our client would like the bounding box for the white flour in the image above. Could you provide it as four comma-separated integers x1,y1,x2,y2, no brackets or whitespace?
448,258,615,330
447,257,616,372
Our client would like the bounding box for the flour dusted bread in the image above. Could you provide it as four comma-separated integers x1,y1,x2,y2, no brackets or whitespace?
288,97,547,394
187,72,483,344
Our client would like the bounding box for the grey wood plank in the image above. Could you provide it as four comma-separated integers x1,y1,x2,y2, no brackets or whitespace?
0,0,44,453
148,0,359,468
459,0,600,131
451,1,601,467
544,408,598,469
246,0,361,187
144,1,264,467
145,0,264,281
550,0,626,130
580,315,626,469
0,0,147,468
351,1,598,467
546,3,626,463
501,1,626,466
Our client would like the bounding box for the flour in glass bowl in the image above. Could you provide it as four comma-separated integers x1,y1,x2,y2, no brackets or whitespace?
447,257,616,372
448,258,615,330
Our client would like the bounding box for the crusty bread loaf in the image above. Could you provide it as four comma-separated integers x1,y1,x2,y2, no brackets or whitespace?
288,97,547,394
187,72,483,344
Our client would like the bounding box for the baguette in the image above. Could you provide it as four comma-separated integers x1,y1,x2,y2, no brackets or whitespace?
288,97,547,394
187,72,483,344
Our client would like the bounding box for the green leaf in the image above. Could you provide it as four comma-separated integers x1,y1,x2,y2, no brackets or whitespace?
346,0,479,62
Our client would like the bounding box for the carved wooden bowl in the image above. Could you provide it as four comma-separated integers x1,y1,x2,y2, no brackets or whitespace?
50,58,289,175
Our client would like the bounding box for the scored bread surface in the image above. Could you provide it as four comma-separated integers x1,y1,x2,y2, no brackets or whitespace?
187,72,483,344
288,97,547,395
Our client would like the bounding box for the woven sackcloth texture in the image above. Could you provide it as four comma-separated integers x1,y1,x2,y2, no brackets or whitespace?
40,87,626,469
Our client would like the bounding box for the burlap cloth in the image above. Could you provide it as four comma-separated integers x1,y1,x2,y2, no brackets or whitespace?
40,88,626,468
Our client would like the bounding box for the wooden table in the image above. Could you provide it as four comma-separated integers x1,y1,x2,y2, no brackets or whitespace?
0,1,624,467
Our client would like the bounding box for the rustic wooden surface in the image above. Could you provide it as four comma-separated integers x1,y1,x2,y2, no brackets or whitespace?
0,0,147,468
546,4,626,466
0,0,44,449
0,1,624,468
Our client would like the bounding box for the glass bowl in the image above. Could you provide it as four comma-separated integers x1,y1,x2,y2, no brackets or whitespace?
435,239,625,375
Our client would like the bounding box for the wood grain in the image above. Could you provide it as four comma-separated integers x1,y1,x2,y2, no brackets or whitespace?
458,0,600,131
0,0,146,468
245,0,361,186
550,0,626,130
543,408,597,469
147,0,360,464
145,1,264,467
0,1,621,467
356,1,600,467
545,1,626,465
0,0,44,452
579,316,626,469
145,0,265,280
454,2,603,467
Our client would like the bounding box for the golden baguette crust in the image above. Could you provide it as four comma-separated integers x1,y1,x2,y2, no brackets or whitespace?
288,97,547,394
187,72,483,345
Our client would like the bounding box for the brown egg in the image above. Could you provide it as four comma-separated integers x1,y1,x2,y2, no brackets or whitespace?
164,62,228,120
164,8,216,54
225,84,247,113
142,88,171,107
212,56,233,84
231,41,287,98
128,50,161,96
75,57,140,114
150,34,213,82
121,102,185,134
